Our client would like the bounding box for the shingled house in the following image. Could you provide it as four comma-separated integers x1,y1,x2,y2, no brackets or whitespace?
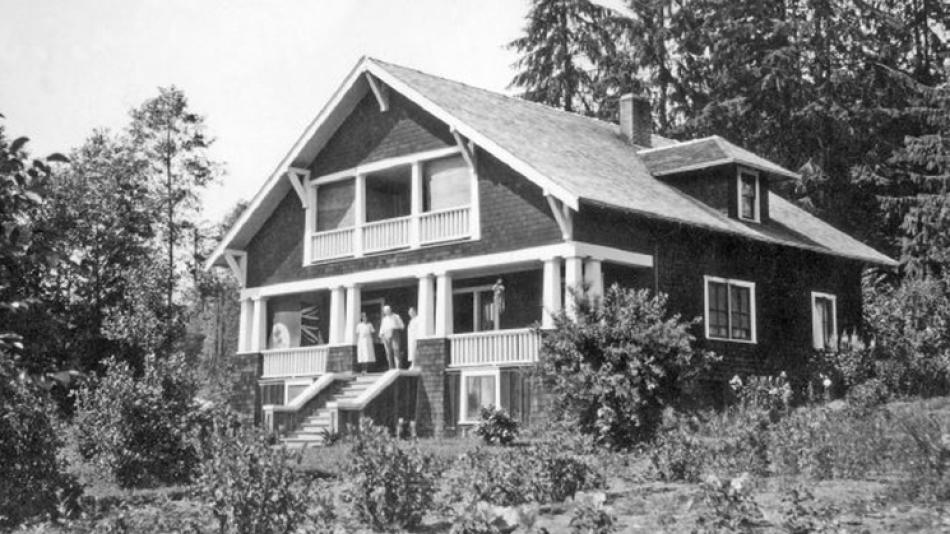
206,56,895,446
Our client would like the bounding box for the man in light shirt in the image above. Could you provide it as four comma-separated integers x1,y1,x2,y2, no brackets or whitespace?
379,305,405,369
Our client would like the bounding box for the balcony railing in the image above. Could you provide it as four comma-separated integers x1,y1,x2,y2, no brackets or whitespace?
420,205,470,244
261,345,330,378
363,215,411,253
310,205,472,262
448,328,541,367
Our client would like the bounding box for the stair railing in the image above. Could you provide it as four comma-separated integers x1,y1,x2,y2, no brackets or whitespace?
263,373,347,435
327,369,421,436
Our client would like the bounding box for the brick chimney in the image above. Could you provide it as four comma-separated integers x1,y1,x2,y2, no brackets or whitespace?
619,93,652,148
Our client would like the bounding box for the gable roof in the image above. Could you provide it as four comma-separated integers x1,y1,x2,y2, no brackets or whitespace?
207,56,896,270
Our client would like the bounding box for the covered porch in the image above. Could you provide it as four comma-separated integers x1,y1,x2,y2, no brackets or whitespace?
238,244,654,386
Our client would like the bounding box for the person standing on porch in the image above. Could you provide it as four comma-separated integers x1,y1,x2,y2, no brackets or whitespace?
356,312,375,374
406,307,419,368
379,305,404,369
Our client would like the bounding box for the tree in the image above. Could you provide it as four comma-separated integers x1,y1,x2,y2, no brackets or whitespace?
537,286,717,447
128,87,218,333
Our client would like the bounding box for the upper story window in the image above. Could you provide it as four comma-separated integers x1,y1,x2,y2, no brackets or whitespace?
425,155,470,211
315,178,355,231
811,292,837,350
738,169,760,222
704,275,756,343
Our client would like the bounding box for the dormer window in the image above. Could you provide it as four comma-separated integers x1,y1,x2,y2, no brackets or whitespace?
738,169,760,222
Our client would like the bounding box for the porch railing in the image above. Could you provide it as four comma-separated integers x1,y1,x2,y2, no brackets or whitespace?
448,328,541,367
363,215,411,253
309,206,472,262
420,205,470,244
261,345,330,378
311,227,355,260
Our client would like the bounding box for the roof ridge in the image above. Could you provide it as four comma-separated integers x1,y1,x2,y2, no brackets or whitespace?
366,56,674,139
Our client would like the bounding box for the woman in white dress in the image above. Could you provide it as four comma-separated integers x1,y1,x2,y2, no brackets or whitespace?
406,307,418,368
356,312,376,374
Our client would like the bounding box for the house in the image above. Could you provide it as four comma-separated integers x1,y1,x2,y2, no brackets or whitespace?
206,56,895,446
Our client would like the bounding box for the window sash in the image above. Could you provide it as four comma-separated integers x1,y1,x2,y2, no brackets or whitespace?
707,278,754,342
464,375,496,420
739,172,757,220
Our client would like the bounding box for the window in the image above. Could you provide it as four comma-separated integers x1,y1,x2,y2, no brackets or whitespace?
315,178,355,231
424,155,470,211
811,292,837,350
738,169,759,221
453,285,498,333
704,276,756,342
460,369,499,422
365,165,411,222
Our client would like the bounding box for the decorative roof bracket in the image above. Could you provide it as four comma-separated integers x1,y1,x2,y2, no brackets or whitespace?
365,73,389,112
286,167,310,209
545,193,574,241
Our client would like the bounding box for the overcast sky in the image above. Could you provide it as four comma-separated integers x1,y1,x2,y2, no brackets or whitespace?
0,0,533,222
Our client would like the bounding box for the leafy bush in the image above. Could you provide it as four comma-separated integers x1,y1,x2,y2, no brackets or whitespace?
538,285,717,447
73,354,204,488
779,486,840,534
692,473,763,533
195,419,328,534
846,377,890,413
339,418,440,531
474,405,519,445
0,354,81,527
893,412,950,501
569,492,616,534
440,434,604,512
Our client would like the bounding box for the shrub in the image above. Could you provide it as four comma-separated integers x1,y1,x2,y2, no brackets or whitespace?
339,418,440,531
846,377,890,413
779,486,840,534
692,473,763,533
537,285,717,448
0,354,81,527
73,354,204,488
195,419,327,534
474,405,519,445
569,493,616,534
892,412,950,501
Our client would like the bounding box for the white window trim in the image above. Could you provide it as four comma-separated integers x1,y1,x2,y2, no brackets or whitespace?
459,367,501,425
811,291,838,350
703,275,757,344
737,167,761,222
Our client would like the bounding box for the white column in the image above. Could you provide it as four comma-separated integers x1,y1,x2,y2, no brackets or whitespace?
417,274,435,337
237,298,252,352
469,159,481,240
354,174,366,257
250,296,268,351
435,272,453,337
542,257,562,328
303,184,315,266
410,162,422,248
584,258,604,300
344,284,361,344
329,286,345,345
564,256,584,319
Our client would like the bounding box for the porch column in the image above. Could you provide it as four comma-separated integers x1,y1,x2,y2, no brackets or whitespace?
410,162,423,248
584,258,604,300
435,272,454,337
344,284,361,344
329,286,345,344
354,174,366,257
417,273,435,337
250,296,268,351
237,298,252,352
542,257,562,329
564,256,584,319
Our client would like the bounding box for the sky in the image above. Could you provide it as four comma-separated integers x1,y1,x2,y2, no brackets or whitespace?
0,0,532,222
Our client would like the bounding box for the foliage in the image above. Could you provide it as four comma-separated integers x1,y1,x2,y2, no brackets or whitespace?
893,412,950,502
537,285,717,448
0,354,81,527
569,492,615,534
195,420,330,534
692,473,763,533
474,405,519,446
439,434,603,513
338,418,441,531
780,486,840,534
72,354,203,488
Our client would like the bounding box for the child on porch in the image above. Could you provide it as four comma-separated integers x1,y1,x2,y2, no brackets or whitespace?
356,312,375,374
379,305,405,369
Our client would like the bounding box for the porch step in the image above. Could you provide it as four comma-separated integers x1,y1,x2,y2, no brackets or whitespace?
278,373,384,448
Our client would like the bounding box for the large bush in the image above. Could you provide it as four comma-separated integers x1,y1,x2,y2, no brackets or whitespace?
72,354,204,488
339,418,441,531
196,419,331,534
0,354,80,527
538,285,717,447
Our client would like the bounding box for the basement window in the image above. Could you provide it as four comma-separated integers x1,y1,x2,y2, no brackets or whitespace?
738,169,760,222
459,368,500,423
704,276,756,343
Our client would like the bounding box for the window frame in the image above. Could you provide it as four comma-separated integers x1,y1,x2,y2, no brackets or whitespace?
703,275,757,344
284,378,314,405
459,367,501,424
811,291,838,350
737,168,761,222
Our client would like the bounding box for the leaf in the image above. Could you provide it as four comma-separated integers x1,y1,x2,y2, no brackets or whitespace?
10,136,29,153
46,152,69,163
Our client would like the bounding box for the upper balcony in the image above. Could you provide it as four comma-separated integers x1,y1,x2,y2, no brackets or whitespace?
305,149,478,263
